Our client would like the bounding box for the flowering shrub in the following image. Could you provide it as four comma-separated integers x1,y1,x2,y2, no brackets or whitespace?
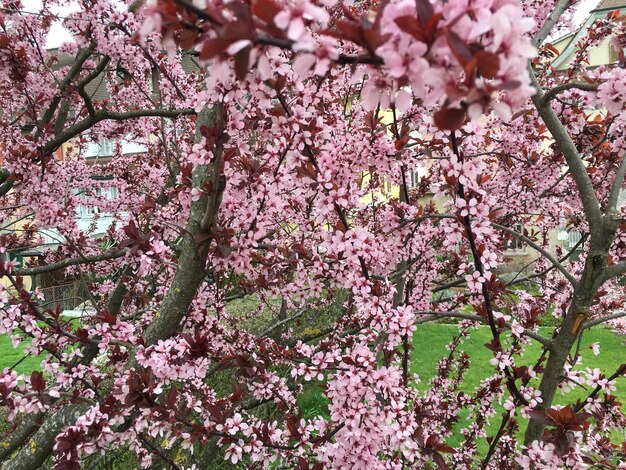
0,0,625,468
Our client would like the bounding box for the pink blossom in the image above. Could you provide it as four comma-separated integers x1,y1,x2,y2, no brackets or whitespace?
274,1,330,41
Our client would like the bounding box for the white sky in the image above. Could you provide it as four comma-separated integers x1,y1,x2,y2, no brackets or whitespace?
573,0,602,27
20,0,78,48
21,0,602,49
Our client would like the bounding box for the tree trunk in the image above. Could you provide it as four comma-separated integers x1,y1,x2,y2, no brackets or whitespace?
523,305,580,445
0,105,225,468
141,103,225,345
0,404,90,470
0,412,45,463
524,249,609,445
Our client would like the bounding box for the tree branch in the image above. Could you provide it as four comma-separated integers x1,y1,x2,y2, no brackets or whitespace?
77,55,111,117
256,304,308,339
492,222,577,285
532,0,571,47
507,233,587,286
0,404,90,470
529,69,604,236
42,108,196,155
574,363,626,413
582,311,626,329
414,311,553,348
606,154,626,213
39,48,93,127
17,250,126,276
541,81,599,104
0,413,45,463
602,261,626,281
141,104,225,346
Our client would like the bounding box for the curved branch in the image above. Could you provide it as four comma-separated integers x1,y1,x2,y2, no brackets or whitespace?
39,48,93,127
541,81,599,104
77,55,111,117
529,69,604,236
17,250,126,276
583,311,626,329
42,107,196,155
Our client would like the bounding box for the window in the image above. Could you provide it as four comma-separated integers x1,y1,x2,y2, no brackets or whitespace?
85,139,114,157
81,188,101,216
1,250,24,268
98,139,113,156
505,223,527,252
566,231,583,250
609,43,625,66
78,187,118,218
618,188,626,209
558,229,583,251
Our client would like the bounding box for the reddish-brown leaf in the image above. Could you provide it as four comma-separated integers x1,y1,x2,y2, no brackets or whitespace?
286,416,301,438
234,45,251,80
199,38,233,60
434,107,466,130
362,28,391,53
394,15,424,41
475,50,500,79
251,0,282,24
543,42,561,57
167,386,177,408
30,370,45,392
323,20,362,45
527,409,554,426
423,12,443,40
445,30,472,66
178,28,200,50
416,0,435,28
432,452,449,470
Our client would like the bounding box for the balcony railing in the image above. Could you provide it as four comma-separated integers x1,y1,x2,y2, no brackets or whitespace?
39,283,90,312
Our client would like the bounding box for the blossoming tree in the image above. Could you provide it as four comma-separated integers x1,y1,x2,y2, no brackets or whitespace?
0,0,625,468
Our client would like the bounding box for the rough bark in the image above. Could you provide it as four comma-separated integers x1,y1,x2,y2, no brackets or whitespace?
522,76,620,443
0,412,45,462
0,404,90,470
522,64,624,445
524,241,614,444
142,103,225,345
0,105,225,468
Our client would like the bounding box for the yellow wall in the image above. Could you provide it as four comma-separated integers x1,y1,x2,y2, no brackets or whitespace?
555,40,613,70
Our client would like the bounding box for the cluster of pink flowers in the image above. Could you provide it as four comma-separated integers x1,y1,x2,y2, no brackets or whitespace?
0,0,625,468
596,67,626,116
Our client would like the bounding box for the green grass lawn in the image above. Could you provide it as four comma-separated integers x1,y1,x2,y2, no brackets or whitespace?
411,324,625,398
298,323,626,452
2,322,624,458
0,334,42,374
0,318,81,375
410,324,626,448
